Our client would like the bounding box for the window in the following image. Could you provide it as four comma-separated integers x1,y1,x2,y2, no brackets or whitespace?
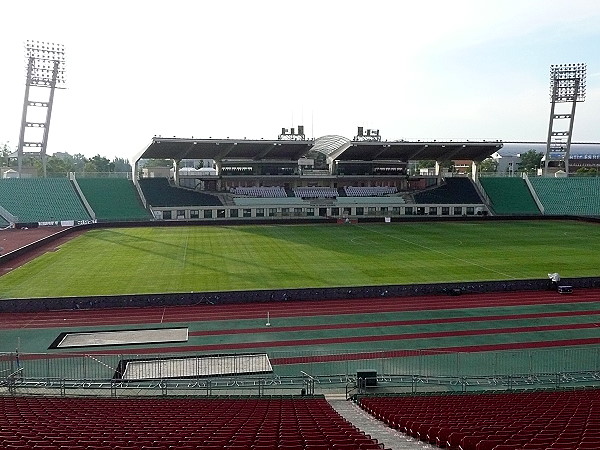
294,207,302,216
466,207,475,215
331,207,339,216
177,210,186,219
268,208,277,217
256,208,265,217
243,209,252,218
343,207,352,216
454,207,463,215
392,207,400,215
163,210,172,220
368,207,376,215
217,209,226,218
441,207,449,216
380,207,388,215
282,208,290,217
405,207,413,215
204,210,213,219
190,210,200,219
230,209,239,218
306,208,314,217
429,207,437,215
356,207,364,216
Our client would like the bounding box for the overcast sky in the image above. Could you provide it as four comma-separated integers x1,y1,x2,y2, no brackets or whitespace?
1,0,599,161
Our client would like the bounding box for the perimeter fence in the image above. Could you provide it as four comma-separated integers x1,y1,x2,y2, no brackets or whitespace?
3,347,600,397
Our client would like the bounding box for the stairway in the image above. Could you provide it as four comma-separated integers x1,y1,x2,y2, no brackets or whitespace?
327,396,437,450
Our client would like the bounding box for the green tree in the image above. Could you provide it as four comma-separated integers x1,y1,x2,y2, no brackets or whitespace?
85,155,114,173
112,157,131,172
1,142,11,167
46,156,75,177
575,167,598,177
518,150,543,174
71,153,87,172
479,158,498,173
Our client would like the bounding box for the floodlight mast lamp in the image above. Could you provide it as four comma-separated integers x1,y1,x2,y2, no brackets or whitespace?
544,63,586,176
17,41,66,178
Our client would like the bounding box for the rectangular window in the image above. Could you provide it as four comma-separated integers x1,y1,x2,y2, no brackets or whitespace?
356,207,364,216
243,209,252,218
268,208,277,217
331,207,339,216
294,207,303,216
441,207,450,216
392,207,400,215
217,209,226,218
177,210,186,219
229,209,239,218
380,207,388,215
190,210,200,219
256,208,265,217
429,207,437,215
466,207,475,215
306,208,314,216
204,210,213,219
282,208,290,217
368,207,376,215
454,207,463,215
405,207,413,215
163,210,172,220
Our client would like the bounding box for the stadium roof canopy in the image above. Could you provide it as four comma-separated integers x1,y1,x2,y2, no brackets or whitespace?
135,136,503,163
135,138,315,162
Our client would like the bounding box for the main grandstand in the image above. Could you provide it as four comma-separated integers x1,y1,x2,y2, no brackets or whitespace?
3,128,600,450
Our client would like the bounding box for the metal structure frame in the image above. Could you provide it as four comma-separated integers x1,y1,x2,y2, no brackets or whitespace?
278,125,306,140
544,63,586,175
354,126,381,142
17,40,66,178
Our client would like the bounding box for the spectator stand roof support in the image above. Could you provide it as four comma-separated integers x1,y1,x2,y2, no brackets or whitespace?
133,134,502,182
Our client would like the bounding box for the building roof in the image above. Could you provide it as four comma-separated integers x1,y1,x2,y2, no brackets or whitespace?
135,136,503,164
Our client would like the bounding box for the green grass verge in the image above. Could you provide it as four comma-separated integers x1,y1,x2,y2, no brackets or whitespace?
1,220,599,298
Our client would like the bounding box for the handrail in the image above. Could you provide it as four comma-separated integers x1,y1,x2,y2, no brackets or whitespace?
69,173,96,220
522,173,545,214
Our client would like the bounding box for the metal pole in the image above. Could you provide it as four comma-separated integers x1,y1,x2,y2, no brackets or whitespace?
17,57,34,178
39,60,60,178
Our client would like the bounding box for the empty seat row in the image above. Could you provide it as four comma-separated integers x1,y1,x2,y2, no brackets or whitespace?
231,186,287,198
293,187,338,198
359,388,600,450
344,186,397,197
1,396,386,449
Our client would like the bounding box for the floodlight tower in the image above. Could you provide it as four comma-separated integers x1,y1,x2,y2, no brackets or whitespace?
544,63,586,175
16,40,66,178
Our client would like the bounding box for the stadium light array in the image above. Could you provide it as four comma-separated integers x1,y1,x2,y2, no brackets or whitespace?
549,63,586,102
24,40,67,88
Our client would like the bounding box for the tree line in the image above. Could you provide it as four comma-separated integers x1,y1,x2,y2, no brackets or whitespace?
1,142,131,176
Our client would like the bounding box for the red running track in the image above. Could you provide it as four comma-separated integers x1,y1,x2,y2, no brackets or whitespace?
1,288,600,330
188,309,600,336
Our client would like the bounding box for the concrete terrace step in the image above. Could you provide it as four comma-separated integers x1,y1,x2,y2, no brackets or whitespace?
327,397,437,450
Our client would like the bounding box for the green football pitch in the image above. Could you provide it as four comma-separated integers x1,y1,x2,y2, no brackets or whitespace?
1,220,599,299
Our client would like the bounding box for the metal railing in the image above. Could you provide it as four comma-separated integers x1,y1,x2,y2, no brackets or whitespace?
3,347,600,397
